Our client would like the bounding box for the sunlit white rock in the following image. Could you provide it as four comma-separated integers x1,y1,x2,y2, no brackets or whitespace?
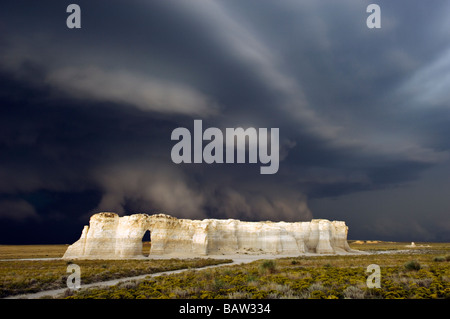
63,212,357,259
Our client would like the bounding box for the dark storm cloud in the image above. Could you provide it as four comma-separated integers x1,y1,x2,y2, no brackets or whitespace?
0,0,449,242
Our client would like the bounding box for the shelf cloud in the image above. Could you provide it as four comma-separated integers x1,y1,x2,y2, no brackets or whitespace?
0,0,449,243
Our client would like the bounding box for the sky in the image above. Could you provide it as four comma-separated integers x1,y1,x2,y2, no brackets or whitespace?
0,0,449,244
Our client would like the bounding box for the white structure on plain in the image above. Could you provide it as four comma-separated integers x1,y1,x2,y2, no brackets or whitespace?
62,212,358,259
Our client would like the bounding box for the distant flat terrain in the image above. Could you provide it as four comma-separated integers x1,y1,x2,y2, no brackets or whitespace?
348,240,450,252
0,242,153,260
1,241,449,259
0,245,68,259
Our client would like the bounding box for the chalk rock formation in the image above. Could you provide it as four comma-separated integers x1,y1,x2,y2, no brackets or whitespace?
63,213,357,259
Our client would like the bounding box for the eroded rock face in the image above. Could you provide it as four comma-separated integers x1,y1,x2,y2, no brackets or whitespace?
63,212,356,259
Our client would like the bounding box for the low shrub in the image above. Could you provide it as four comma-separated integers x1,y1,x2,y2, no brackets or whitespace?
404,260,421,271
259,260,277,274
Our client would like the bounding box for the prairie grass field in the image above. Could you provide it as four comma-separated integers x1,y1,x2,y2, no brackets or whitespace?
1,242,449,299
0,244,231,298
64,241,450,299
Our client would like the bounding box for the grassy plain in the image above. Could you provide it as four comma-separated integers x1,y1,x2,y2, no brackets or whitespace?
64,241,450,299
1,242,449,299
0,244,231,298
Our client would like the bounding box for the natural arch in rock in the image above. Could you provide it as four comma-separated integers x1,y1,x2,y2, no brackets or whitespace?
142,230,151,257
